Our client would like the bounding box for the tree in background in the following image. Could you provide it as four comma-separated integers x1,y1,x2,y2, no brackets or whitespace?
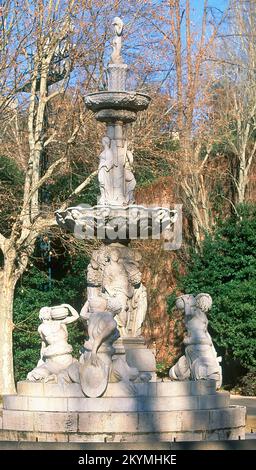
0,0,101,394
213,0,256,207
142,0,229,246
13,254,89,382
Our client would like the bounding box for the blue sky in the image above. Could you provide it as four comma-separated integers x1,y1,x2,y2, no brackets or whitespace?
190,0,228,24
210,0,228,9
193,0,228,10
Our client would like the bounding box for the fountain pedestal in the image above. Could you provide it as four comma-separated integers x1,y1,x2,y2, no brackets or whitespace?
0,380,245,442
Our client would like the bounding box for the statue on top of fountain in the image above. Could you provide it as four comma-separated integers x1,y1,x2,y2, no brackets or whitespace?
111,17,124,65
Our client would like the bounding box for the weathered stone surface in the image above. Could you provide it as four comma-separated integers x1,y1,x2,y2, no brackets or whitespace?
3,395,28,410
0,405,246,441
68,397,137,413
0,427,246,443
0,430,69,442
3,393,231,413
209,406,246,429
28,397,68,412
33,412,78,433
3,410,34,431
17,381,83,397
17,381,44,396
14,378,226,399
198,392,229,410
78,412,138,433
44,383,83,397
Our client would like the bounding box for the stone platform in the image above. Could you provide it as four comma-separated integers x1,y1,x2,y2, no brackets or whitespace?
0,380,245,442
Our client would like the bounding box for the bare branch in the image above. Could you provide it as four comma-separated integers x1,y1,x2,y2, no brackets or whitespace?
59,170,98,211
0,233,7,252
27,156,67,204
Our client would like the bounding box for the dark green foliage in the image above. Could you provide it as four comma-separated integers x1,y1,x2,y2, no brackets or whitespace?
156,361,171,378
0,155,24,186
49,166,99,206
177,204,256,372
135,156,171,187
13,255,90,382
237,371,256,396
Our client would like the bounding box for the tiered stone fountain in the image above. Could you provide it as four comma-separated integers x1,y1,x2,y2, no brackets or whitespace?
0,18,245,443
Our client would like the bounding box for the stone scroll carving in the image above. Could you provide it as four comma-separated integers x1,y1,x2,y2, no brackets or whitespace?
169,294,222,388
27,304,79,382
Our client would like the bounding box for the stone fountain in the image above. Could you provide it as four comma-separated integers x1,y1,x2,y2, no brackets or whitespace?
0,18,245,443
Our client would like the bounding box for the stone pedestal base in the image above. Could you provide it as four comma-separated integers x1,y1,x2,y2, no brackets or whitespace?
0,380,245,442
114,337,156,379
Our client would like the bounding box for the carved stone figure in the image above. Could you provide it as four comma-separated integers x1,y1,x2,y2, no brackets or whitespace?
102,248,133,335
78,296,120,397
82,244,146,339
169,294,222,388
57,294,139,396
111,17,124,64
98,136,114,204
27,304,79,382
129,283,147,336
124,147,136,204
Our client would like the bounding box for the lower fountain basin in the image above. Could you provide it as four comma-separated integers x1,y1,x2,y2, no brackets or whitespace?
56,204,177,241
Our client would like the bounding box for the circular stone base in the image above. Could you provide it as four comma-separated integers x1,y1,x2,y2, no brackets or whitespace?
0,380,246,442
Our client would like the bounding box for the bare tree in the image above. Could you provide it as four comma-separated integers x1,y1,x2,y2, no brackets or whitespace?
141,1,227,246
0,0,99,394
214,0,256,206
0,0,153,395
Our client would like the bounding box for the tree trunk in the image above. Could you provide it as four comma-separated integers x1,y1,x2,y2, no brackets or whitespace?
235,163,247,205
0,259,17,395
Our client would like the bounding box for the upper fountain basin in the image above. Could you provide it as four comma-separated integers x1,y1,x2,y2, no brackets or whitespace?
84,91,151,123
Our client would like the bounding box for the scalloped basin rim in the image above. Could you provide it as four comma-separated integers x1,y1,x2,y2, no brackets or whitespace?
85,91,151,100
84,91,151,112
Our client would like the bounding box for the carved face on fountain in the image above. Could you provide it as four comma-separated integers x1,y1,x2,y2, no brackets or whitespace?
176,293,212,321
195,293,212,313
176,295,196,315
112,17,123,36
39,307,52,321
102,136,110,148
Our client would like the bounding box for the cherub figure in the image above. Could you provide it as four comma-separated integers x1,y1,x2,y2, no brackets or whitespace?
169,293,222,388
27,304,79,382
